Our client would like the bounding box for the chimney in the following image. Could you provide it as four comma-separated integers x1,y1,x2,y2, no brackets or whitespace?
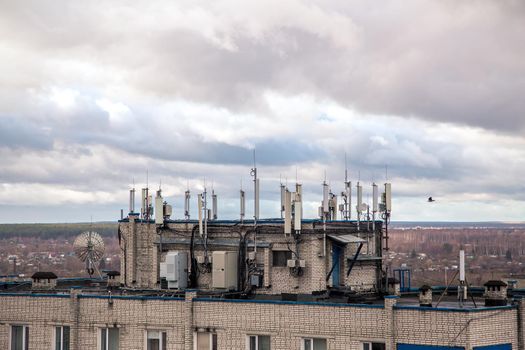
419,285,432,307
387,277,401,296
106,271,121,288
31,272,58,290
483,280,508,306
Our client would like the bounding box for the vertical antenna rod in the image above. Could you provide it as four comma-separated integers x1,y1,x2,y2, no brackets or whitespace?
250,149,259,252
129,185,135,214
356,181,363,231
240,179,245,223
372,183,378,233
184,188,191,221
343,154,351,221
280,175,286,220
322,180,329,256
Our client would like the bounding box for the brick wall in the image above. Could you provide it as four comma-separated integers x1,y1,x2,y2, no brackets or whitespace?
119,221,383,294
0,292,520,350
393,306,518,350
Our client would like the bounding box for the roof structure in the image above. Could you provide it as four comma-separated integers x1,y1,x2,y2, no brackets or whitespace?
484,280,508,287
327,234,366,245
31,272,57,280
419,285,432,291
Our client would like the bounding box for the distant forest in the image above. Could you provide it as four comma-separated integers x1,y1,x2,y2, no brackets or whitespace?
0,222,119,239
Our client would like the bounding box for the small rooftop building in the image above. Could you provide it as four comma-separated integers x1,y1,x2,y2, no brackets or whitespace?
483,280,508,306
106,271,121,288
387,277,400,296
31,271,57,290
418,284,432,307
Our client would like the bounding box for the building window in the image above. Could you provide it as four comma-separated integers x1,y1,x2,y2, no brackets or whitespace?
272,251,292,267
147,330,167,350
303,338,327,350
55,326,70,350
10,325,29,350
363,342,385,350
195,332,218,350
247,335,270,350
101,328,119,350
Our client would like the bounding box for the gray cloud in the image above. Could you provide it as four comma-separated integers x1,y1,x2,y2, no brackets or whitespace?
0,117,53,150
1,1,524,132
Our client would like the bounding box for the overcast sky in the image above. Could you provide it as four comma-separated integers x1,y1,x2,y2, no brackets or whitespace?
1,0,524,223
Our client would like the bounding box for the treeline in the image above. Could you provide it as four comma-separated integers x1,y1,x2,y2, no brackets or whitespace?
390,228,525,257
0,222,118,239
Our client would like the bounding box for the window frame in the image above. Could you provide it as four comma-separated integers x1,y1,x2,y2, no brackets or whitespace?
10,324,29,350
272,250,292,267
302,337,327,350
362,342,386,350
145,330,167,350
99,327,119,350
54,325,70,350
193,332,218,350
246,335,271,350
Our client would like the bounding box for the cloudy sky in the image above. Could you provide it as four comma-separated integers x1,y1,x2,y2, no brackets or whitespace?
0,0,524,223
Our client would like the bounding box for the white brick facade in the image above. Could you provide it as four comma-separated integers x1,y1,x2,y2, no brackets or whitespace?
0,292,519,350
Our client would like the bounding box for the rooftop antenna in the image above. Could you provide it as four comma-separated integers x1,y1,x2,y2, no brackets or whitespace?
74,220,105,279
129,178,136,214
284,188,292,235
142,171,151,221
342,153,351,221
294,182,302,234
184,182,191,221
366,193,370,231
240,179,245,223
280,175,285,219
198,192,203,236
372,183,378,232
382,182,392,251
356,180,363,231
203,179,208,243
154,187,164,225
250,149,259,252
459,250,467,307
198,179,210,263
212,186,218,221
321,178,330,256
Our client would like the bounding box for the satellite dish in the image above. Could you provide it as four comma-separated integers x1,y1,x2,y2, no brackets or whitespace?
74,231,105,277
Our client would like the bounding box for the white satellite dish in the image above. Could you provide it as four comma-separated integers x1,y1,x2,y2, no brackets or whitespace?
74,231,105,278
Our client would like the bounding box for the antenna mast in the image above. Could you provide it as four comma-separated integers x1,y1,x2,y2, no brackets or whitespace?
342,154,351,221
184,188,191,221
280,175,285,219
129,179,135,214
356,181,363,231
240,179,245,223
250,149,259,252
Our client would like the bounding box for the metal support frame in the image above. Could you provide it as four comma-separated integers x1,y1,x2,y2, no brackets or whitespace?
346,242,364,277
394,268,411,292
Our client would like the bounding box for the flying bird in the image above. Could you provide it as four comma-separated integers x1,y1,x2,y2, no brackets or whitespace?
428,197,436,202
